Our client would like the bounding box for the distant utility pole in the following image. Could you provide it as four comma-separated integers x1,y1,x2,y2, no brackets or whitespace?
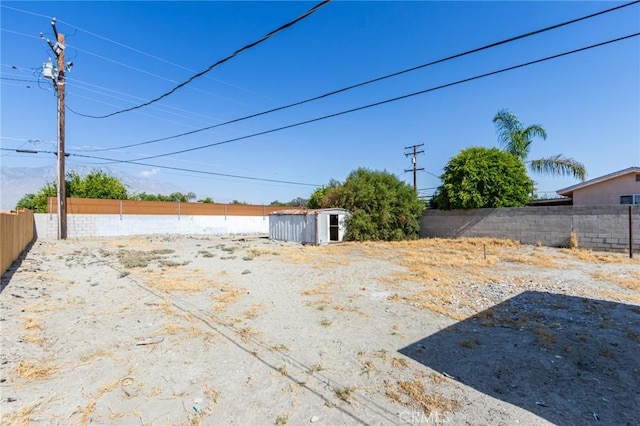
404,143,424,192
42,17,72,239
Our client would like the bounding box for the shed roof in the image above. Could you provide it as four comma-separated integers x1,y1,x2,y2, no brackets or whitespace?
270,208,349,216
556,166,640,197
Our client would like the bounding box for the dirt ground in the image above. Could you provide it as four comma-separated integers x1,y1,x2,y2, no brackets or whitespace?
1,235,638,425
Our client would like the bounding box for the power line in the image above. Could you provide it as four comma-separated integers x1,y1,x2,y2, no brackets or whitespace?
4,35,636,188
1,4,280,102
78,0,640,153
77,0,331,119
110,32,639,163
0,77,39,83
0,148,321,187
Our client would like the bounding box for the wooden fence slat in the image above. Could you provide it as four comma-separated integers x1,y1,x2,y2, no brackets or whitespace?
0,209,35,275
47,198,288,216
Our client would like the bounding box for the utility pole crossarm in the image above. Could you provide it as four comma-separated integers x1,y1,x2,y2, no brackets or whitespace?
404,143,425,192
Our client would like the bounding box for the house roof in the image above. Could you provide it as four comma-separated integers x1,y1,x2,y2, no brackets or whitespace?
270,208,349,215
556,166,640,197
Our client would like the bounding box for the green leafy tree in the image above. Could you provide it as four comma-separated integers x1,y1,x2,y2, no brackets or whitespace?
307,179,341,209
15,171,128,213
317,168,425,241
431,147,533,210
493,109,586,180
67,171,128,199
198,197,214,203
133,192,197,202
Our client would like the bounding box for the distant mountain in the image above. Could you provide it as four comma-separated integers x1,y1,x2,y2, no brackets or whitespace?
0,165,185,211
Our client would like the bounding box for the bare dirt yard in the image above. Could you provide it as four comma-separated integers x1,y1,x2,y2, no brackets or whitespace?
1,235,639,425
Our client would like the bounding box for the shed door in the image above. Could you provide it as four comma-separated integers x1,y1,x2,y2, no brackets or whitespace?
329,214,339,241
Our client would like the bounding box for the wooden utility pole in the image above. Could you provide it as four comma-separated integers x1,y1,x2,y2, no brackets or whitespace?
404,143,425,192
56,30,67,239
44,18,67,239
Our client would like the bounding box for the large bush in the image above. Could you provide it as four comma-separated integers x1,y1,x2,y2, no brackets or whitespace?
312,168,425,241
431,147,533,210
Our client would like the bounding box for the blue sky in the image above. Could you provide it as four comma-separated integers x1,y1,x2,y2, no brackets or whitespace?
1,1,639,204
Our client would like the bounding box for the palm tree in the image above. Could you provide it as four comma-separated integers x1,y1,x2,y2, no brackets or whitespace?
493,109,586,181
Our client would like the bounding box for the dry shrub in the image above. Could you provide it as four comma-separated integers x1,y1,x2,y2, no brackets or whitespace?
569,232,579,249
15,359,59,380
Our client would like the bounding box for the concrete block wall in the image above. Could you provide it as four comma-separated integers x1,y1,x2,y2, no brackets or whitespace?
34,214,269,239
420,205,640,253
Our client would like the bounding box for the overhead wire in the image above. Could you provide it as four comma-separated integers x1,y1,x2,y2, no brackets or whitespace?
7,32,637,177
0,148,322,187
1,3,279,102
75,0,331,119
79,0,640,153
113,32,640,163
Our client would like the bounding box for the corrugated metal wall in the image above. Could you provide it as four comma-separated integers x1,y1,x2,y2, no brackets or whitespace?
269,213,316,244
270,209,349,244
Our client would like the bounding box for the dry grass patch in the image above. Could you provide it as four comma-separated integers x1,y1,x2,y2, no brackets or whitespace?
275,413,289,425
534,324,558,349
22,316,43,345
243,303,263,320
15,359,59,380
214,283,246,308
270,344,289,352
502,251,558,268
301,280,336,296
307,364,324,374
387,375,461,415
79,377,129,425
141,270,207,292
391,357,409,369
238,327,259,344
164,323,189,335
590,270,640,291
2,401,43,426
334,386,355,403
561,248,637,264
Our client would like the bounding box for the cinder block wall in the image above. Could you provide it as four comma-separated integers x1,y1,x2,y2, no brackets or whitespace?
34,214,269,239
420,206,640,252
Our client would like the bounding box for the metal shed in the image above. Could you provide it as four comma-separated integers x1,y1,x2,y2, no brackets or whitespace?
269,208,350,245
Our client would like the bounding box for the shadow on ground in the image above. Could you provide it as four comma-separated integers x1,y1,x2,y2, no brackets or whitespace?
0,239,36,294
400,291,640,426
